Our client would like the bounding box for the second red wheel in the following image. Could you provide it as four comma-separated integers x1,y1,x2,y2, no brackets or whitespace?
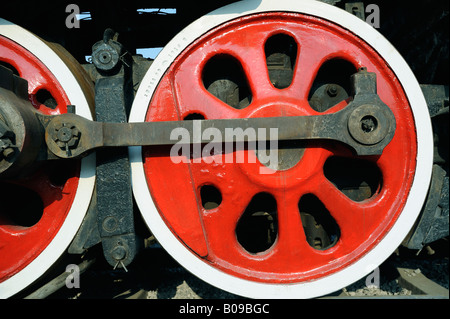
129,0,433,298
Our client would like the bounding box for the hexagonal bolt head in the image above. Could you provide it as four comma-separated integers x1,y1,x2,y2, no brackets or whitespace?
326,84,338,97
51,123,81,150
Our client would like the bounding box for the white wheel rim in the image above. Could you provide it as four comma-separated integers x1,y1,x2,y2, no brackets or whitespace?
129,0,433,298
0,19,96,298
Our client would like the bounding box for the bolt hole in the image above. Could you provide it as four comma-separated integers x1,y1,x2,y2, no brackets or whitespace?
361,115,378,133
200,184,222,210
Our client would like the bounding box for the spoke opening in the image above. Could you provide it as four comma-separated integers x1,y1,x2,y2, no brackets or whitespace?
0,182,44,228
299,194,340,250
35,89,58,110
308,58,356,112
236,192,278,254
323,156,382,202
202,54,252,110
264,33,298,89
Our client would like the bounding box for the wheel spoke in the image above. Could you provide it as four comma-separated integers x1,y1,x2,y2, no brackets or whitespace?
236,44,274,101
273,192,311,257
288,36,338,101
211,22,279,100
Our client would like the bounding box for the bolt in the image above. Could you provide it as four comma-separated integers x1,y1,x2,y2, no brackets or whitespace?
56,126,74,143
98,50,112,64
102,216,118,233
326,84,338,97
52,123,80,154
112,245,127,261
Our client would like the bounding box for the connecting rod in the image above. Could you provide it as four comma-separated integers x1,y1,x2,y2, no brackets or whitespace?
44,69,395,159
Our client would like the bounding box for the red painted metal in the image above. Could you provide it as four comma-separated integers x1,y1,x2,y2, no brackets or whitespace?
142,13,417,283
0,36,80,283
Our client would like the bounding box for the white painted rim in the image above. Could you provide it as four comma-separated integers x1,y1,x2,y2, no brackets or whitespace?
129,0,434,298
0,19,96,298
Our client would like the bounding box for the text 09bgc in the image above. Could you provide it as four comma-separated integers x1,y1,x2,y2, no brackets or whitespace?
224,303,269,314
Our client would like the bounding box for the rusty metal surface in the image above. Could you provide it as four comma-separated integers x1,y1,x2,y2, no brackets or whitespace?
0,66,43,178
